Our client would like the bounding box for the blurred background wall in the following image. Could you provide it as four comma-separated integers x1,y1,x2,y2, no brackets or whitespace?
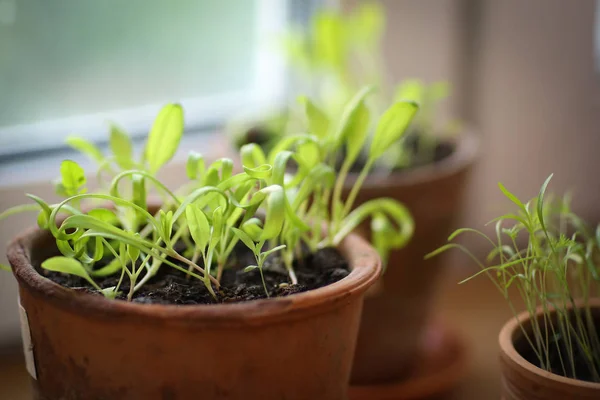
464,0,600,229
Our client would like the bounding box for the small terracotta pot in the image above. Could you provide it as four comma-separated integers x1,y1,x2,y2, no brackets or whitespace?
347,131,479,384
499,300,600,400
8,226,381,400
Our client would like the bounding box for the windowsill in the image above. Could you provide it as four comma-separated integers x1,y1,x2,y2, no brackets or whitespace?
0,130,236,188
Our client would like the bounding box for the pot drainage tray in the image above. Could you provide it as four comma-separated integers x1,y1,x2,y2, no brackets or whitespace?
349,321,468,400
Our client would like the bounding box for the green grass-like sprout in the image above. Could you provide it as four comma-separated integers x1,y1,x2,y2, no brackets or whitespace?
426,175,600,382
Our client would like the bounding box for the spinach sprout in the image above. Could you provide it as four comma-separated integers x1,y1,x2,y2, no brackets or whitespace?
1,90,418,300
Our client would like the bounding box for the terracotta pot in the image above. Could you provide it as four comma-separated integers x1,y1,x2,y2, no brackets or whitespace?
347,131,479,384
8,226,381,400
499,301,600,400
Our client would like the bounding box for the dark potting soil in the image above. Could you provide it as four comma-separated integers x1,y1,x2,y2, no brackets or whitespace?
514,317,600,383
35,244,350,305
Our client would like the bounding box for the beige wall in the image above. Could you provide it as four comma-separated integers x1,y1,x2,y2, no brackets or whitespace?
348,0,600,227
466,0,600,228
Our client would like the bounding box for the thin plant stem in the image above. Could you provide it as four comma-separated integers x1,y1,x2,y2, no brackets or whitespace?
169,250,220,288
342,158,374,219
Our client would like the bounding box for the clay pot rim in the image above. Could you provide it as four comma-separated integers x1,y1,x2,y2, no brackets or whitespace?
499,299,600,389
8,224,381,327
346,128,479,188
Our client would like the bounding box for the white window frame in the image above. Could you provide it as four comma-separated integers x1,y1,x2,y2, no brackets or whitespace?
0,0,289,158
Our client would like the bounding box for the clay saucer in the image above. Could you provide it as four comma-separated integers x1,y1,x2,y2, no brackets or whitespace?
349,321,468,400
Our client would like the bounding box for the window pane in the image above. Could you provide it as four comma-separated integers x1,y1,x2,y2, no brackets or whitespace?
0,0,287,155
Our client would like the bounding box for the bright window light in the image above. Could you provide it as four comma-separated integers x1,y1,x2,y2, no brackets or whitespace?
0,0,292,157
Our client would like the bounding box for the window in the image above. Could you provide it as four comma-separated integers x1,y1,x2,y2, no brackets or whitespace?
0,0,300,158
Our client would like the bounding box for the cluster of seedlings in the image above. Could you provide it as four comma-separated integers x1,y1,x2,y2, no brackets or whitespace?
2,87,418,304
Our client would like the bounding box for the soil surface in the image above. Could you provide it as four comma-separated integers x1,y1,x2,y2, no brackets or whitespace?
35,244,349,305
514,316,600,383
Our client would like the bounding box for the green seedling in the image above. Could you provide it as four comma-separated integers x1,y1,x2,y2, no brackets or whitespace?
427,175,600,382
231,227,286,298
275,3,457,169
293,87,417,264
1,88,419,302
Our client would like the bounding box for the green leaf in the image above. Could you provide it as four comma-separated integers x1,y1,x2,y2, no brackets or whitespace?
132,174,147,215
242,218,263,242
333,86,374,150
266,134,319,164
109,124,134,169
424,243,458,260
536,174,554,232
371,212,394,268
211,207,224,248
87,209,119,225
0,204,40,221
369,101,419,160
394,79,424,103
127,243,140,264
119,242,128,269
270,151,295,186
58,213,158,254
41,256,99,289
299,96,329,138
313,11,347,69
27,194,53,229
109,170,178,207
92,236,104,262
60,160,87,196
296,141,321,170
498,182,527,213
159,210,174,244
259,185,286,240
100,286,119,299
240,143,267,169
145,103,184,173
0,263,11,271
186,204,210,251
291,163,335,209
203,168,219,186
208,158,234,182
344,101,370,166
261,244,286,259
172,186,228,222
91,258,122,277
243,164,273,180
186,151,205,180
231,227,256,253
66,136,104,164
333,198,414,248
243,265,258,273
